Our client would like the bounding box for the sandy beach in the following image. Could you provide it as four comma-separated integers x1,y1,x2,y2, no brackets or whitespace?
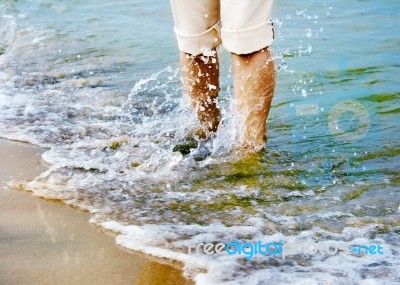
0,138,193,285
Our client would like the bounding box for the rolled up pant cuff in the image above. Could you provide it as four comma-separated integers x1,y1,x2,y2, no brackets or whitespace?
221,19,274,55
174,22,222,56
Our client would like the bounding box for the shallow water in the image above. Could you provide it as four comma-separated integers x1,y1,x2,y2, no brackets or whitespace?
1,0,399,284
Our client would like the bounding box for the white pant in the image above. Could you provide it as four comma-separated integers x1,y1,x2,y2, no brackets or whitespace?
170,0,275,55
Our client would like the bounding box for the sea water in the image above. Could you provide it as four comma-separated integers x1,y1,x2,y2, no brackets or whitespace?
0,0,399,284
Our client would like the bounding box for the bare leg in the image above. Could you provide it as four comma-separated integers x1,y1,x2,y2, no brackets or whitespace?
232,48,275,152
180,50,221,140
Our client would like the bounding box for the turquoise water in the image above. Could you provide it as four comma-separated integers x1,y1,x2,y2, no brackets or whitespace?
0,0,399,284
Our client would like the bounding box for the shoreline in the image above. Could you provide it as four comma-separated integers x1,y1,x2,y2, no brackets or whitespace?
0,138,193,285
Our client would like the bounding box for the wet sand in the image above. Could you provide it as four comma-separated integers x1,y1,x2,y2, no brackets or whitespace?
0,138,193,285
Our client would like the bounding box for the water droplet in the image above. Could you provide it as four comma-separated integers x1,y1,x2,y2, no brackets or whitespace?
278,62,287,71
296,9,307,16
274,18,283,27
306,28,312,38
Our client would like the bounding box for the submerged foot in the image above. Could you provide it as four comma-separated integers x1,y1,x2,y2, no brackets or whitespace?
172,135,198,155
190,140,212,161
172,129,213,160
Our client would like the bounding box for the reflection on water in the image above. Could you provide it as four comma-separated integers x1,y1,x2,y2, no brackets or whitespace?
135,261,194,285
